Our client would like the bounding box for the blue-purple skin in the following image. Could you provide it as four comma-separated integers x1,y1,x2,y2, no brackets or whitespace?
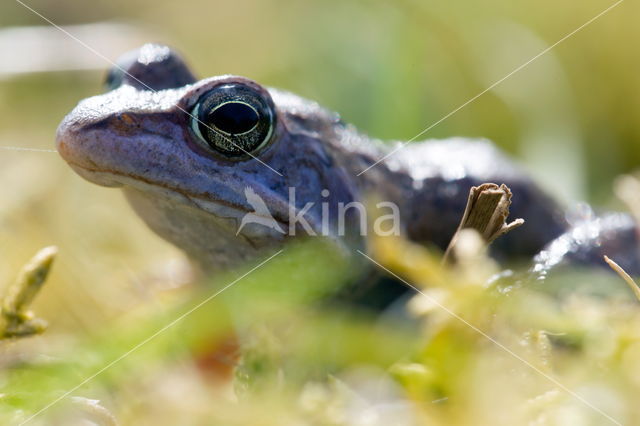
56,44,640,284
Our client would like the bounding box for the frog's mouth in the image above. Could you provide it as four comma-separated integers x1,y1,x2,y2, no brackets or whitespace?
57,118,320,240
64,160,293,234
64,161,126,188
57,131,287,224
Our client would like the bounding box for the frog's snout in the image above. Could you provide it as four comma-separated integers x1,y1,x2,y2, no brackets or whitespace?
56,108,125,188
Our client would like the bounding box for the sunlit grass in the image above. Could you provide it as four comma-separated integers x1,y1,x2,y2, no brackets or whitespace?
3,233,640,424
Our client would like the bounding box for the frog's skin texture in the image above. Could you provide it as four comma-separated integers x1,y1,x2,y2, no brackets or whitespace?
56,44,640,289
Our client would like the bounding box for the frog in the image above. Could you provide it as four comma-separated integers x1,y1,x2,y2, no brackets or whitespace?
56,44,640,307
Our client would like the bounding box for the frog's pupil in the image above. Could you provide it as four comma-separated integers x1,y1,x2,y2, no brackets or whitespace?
207,102,259,135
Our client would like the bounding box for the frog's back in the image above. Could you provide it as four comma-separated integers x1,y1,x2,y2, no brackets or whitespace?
392,138,640,276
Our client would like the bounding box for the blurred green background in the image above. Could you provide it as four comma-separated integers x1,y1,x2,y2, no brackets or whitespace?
0,0,639,328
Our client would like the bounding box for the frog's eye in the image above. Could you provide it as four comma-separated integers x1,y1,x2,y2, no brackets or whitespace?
105,44,196,92
190,83,275,157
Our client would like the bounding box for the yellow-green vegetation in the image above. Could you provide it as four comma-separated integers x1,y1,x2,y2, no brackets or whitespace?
1,246,56,338
3,233,640,425
373,232,640,426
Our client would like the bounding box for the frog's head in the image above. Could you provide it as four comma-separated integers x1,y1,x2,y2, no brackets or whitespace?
56,44,362,270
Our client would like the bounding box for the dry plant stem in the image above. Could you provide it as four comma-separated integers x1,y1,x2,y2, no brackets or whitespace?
604,255,640,301
1,246,57,338
443,183,524,264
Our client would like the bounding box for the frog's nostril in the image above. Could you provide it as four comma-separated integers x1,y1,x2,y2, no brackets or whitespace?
118,113,136,126
56,139,66,153
55,119,80,162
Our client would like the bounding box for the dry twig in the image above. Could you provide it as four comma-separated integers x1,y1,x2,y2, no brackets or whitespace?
443,183,524,264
